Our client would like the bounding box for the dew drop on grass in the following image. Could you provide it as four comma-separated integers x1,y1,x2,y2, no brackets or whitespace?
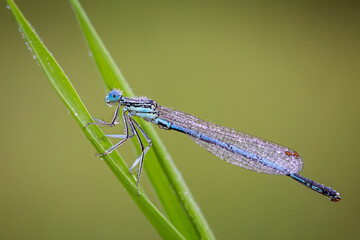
47,62,53,72
19,27,25,39
23,37,39,65
25,41,32,52
6,5,10,10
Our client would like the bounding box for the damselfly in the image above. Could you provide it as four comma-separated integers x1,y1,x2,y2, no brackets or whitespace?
86,90,341,201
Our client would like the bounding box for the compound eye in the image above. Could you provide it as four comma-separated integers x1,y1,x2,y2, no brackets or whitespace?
108,90,120,101
106,90,122,104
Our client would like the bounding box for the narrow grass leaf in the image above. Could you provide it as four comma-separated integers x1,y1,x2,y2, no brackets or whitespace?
7,0,184,239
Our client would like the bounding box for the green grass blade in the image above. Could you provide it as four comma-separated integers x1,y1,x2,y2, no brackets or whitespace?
7,0,184,239
69,0,216,239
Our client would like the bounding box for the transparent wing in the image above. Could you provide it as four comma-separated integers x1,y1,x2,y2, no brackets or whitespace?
158,106,303,175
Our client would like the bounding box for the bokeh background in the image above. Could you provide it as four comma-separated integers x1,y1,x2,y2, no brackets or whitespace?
1,0,359,239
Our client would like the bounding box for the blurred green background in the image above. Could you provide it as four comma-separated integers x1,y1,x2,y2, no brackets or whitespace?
1,0,359,239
